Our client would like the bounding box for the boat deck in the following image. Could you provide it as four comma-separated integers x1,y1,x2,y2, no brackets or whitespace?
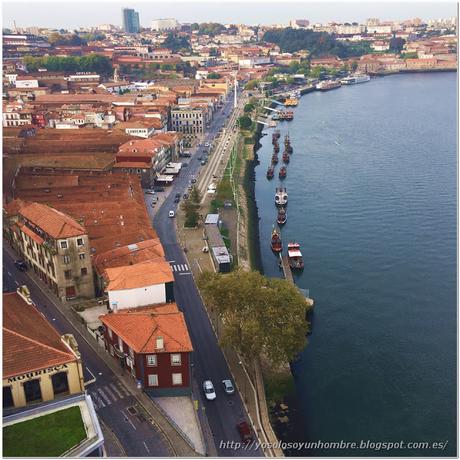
279,254,314,307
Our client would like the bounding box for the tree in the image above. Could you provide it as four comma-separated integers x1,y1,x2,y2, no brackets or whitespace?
237,115,252,130
197,270,312,367
244,103,255,113
162,33,191,53
244,79,258,90
351,61,358,71
182,199,199,227
190,185,202,205
389,37,406,53
207,72,221,79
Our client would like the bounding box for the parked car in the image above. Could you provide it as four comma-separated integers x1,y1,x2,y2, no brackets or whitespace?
222,379,235,395
145,190,155,195
14,260,27,272
203,380,216,400
169,210,175,218
153,186,165,192
183,193,189,200
197,156,202,161
174,197,180,203
201,160,207,166
237,421,253,444
191,178,197,184
205,142,210,147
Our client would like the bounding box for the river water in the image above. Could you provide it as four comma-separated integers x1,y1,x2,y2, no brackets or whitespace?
254,72,457,456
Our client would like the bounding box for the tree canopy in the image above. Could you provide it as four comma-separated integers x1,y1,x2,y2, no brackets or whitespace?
23,54,113,76
197,22,226,36
237,115,252,130
198,270,312,367
263,28,372,58
162,33,191,53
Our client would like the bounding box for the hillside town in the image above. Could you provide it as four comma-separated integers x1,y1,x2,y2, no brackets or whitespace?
2,8,457,458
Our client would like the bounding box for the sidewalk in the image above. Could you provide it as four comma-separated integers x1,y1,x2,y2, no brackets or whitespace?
3,244,199,458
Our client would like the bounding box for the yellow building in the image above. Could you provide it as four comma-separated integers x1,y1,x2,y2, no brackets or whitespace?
3,286,85,410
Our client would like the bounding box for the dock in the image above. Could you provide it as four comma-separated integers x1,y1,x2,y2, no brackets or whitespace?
279,254,315,308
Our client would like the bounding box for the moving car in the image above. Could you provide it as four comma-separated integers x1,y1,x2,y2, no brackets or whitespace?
222,379,235,395
197,156,202,161
14,260,27,272
145,190,155,195
203,380,216,400
183,193,189,200
191,178,197,184
153,186,165,192
169,210,175,218
237,421,253,444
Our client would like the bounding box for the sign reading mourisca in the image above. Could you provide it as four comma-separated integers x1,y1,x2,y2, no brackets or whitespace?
7,364,69,383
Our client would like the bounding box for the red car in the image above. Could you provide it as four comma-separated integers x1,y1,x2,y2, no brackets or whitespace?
237,421,253,444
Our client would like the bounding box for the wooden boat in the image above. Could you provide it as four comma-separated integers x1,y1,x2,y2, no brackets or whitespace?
277,207,287,225
282,152,290,164
274,187,288,206
279,166,287,179
288,242,304,269
270,226,283,252
273,144,280,153
266,166,275,179
271,153,278,164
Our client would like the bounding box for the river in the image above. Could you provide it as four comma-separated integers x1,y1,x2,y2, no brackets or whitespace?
254,72,457,456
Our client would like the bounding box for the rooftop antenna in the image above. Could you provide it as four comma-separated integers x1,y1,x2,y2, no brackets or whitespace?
13,20,18,33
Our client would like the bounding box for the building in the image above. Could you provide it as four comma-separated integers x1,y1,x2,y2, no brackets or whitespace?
170,105,208,138
3,286,85,410
4,201,95,301
151,18,180,31
122,8,140,33
289,19,310,29
103,260,175,311
100,303,193,396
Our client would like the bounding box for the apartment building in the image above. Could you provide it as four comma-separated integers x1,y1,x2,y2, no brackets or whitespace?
170,105,208,137
5,201,95,301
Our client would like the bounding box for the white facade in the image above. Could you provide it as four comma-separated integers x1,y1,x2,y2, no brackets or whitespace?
151,18,179,31
125,126,155,138
108,284,166,311
15,79,39,88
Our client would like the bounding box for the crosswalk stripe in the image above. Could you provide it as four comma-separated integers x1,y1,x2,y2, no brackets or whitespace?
104,385,118,402
97,388,111,405
116,382,131,397
110,383,124,399
171,265,176,272
91,392,106,409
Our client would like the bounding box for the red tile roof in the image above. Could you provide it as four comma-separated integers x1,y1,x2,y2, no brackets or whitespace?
3,291,77,378
104,260,174,290
100,305,193,354
19,202,86,239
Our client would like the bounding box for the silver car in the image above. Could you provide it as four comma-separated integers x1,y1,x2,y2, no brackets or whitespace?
203,380,216,400
222,379,235,395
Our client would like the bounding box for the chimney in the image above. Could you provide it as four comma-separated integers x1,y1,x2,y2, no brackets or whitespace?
156,336,164,350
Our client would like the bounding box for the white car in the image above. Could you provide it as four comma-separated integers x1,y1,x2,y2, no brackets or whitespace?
169,210,175,218
205,142,210,147
145,190,155,195
203,380,216,400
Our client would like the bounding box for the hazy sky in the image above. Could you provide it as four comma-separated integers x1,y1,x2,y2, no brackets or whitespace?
2,1,457,30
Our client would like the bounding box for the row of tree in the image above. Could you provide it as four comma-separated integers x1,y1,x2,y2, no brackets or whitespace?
23,54,113,76
182,186,202,227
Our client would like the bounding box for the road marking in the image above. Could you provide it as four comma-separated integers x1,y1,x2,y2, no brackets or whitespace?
121,410,137,430
91,392,106,409
97,388,112,405
104,385,118,402
143,442,150,453
14,280,19,286
117,382,131,397
178,272,192,276
7,271,11,276
84,367,97,386
109,383,124,399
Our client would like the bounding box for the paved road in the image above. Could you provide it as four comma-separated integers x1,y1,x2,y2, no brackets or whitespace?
3,250,174,457
152,89,263,457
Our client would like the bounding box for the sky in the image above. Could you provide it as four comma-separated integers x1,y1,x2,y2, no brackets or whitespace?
2,1,457,30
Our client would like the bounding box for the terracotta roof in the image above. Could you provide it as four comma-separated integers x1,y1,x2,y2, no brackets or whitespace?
100,306,193,354
113,161,152,168
3,291,77,378
19,223,44,245
104,260,173,290
93,238,165,275
19,202,86,239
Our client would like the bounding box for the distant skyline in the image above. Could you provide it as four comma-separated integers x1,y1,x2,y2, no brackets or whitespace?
2,1,457,30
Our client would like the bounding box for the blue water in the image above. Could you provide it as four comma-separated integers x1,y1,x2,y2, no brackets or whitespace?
255,73,457,456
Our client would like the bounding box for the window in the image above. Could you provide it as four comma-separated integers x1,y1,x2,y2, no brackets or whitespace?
81,267,88,276
51,372,69,396
23,379,42,403
171,354,181,366
63,255,70,264
76,238,84,246
172,373,183,385
3,386,14,409
118,336,123,352
64,270,72,280
65,286,76,299
147,355,157,366
148,374,159,387
60,240,68,249
79,253,85,260
108,328,113,339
